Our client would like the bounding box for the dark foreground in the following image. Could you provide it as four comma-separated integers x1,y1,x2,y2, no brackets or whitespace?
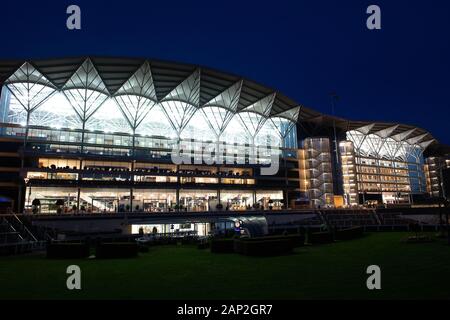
0,232,449,299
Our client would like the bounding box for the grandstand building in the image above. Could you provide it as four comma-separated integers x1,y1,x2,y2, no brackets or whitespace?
0,57,447,214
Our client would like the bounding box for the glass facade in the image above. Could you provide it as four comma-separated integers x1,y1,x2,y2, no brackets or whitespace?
24,187,285,214
0,58,439,213
346,127,430,204
0,60,299,160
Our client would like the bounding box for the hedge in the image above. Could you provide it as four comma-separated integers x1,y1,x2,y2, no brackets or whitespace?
210,239,235,253
234,234,304,254
233,239,245,254
239,239,293,256
335,226,364,241
138,245,149,253
96,242,138,258
46,243,90,259
308,231,334,244
197,242,210,250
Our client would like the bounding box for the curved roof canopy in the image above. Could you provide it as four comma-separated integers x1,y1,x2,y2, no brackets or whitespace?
0,56,437,147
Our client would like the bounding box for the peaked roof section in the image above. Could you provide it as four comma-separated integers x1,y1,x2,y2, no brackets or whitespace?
274,106,301,122
375,125,399,138
420,139,435,149
355,123,375,135
199,68,239,106
406,133,428,145
161,69,200,107
5,62,56,88
241,93,275,117
392,128,416,142
0,57,438,149
62,59,109,120
202,80,242,111
5,62,56,111
63,58,109,94
114,61,158,129
115,61,157,101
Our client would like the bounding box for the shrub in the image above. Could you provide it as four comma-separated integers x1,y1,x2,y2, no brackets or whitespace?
284,234,305,247
309,231,333,244
235,234,304,253
234,234,304,254
210,239,234,253
138,245,149,253
96,242,138,259
197,242,210,250
233,239,244,254
46,243,90,259
335,226,364,241
181,237,197,245
240,239,293,256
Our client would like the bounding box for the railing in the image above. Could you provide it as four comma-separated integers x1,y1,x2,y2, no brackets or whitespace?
0,216,24,242
11,214,38,242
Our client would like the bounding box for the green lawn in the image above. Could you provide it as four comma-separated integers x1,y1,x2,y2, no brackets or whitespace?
0,232,449,300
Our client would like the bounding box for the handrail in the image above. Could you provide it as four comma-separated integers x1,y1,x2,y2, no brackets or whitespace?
1,217,24,241
11,214,38,242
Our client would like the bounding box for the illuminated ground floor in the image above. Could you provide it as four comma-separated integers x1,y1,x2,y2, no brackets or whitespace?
25,187,284,214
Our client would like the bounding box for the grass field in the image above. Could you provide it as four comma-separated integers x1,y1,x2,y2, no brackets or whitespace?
0,232,449,300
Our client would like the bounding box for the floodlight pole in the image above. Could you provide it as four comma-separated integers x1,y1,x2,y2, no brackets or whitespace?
330,93,342,207
330,93,340,165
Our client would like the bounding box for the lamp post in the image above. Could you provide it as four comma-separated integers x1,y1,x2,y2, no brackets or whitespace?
330,93,343,207
329,93,340,165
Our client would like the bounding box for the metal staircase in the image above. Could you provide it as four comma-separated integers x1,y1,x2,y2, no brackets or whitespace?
0,214,45,255
305,148,333,206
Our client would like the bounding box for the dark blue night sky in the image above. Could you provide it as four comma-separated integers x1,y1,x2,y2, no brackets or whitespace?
1,0,449,143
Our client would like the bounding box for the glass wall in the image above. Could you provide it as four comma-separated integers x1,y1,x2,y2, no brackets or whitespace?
220,190,254,210
25,186,78,214
346,130,428,203
256,190,284,210
0,59,299,163
131,223,211,236
79,188,130,213
179,190,218,212
133,189,176,212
